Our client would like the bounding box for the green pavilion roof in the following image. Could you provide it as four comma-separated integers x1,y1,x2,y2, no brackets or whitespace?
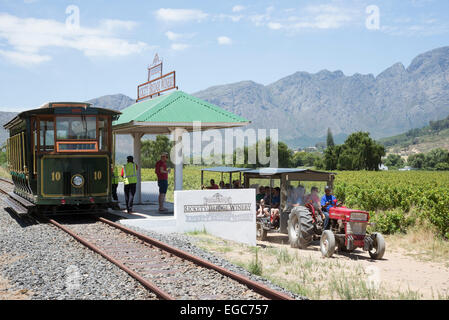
112,90,249,134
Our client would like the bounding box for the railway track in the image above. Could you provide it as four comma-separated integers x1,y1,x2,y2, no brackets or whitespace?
0,179,294,300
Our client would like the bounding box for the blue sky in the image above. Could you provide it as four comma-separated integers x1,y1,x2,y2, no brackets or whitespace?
0,0,448,111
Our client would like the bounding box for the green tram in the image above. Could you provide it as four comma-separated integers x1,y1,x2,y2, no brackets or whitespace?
4,102,121,214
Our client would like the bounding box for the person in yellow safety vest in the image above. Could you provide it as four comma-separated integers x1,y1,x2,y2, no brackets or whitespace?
111,165,119,201
121,155,138,214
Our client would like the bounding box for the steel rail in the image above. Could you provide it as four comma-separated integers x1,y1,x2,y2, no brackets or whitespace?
46,217,174,300
99,216,294,300
0,177,14,185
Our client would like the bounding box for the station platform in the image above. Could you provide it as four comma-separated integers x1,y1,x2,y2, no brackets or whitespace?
109,181,177,233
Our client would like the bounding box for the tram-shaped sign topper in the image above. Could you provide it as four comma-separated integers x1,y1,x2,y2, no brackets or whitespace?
148,54,162,81
137,53,177,102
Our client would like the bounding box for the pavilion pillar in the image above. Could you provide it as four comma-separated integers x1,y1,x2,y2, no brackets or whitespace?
172,128,184,191
132,132,144,204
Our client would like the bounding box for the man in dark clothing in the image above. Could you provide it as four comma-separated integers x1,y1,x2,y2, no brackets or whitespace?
320,186,336,230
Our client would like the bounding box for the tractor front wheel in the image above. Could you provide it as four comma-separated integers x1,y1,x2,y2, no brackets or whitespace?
320,230,336,258
368,233,385,260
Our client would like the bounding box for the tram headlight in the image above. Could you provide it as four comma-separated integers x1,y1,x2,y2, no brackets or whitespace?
72,174,84,187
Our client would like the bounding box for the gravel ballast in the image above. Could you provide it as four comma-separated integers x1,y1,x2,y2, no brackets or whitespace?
0,204,157,300
0,204,304,300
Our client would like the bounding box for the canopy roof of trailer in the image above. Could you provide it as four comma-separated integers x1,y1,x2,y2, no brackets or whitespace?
243,168,336,181
112,90,250,134
201,166,252,173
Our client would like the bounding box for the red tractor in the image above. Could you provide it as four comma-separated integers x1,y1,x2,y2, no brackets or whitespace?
239,167,385,260
289,199,385,259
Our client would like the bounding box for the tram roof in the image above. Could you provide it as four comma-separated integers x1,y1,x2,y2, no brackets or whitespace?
3,102,121,129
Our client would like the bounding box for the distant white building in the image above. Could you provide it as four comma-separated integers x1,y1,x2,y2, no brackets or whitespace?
379,164,389,171
399,166,415,171
304,146,318,153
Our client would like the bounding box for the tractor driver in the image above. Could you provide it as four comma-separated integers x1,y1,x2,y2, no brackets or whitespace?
320,186,336,231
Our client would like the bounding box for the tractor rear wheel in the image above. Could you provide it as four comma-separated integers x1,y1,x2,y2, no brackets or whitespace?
369,233,385,260
320,230,336,258
288,207,314,249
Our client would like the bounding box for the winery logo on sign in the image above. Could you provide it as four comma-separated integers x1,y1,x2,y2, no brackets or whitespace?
184,193,253,222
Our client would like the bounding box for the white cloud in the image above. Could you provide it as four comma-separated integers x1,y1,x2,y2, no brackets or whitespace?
217,14,243,22
410,0,435,7
165,31,182,41
0,49,51,66
267,22,282,30
165,31,196,41
155,8,208,22
100,19,138,32
170,43,190,51
249,6,275,27
232,5,246,13
381,22,449,36
217,36,232,45
250,4,359,32
0,13,149,66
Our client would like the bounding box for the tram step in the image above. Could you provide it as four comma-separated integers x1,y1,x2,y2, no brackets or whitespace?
2,196,28,215
8,192,34,208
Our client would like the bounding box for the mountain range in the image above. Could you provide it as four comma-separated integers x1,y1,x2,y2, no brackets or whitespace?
194,46,449,147
1,46,449,150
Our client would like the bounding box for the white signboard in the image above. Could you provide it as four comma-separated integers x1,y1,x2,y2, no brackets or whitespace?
137,71,176,101
175,189,256,246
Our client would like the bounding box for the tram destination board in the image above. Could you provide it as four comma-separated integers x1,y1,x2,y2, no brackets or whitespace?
137,71,176,101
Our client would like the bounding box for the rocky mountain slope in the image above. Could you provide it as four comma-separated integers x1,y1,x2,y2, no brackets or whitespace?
86,93,135,111
194,46,449,148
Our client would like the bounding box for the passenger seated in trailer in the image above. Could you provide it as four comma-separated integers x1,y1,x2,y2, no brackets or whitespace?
256,186,265,203
206,179,219,189
304,186,321,211
256,199,270,218
304,186,326,225
269,187,281,225
219,181,225,189
263,187,272,205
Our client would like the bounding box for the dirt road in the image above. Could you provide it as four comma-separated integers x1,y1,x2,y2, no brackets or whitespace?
256,234,449,299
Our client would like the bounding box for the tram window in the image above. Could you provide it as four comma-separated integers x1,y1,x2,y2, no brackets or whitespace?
98,118,108,151
39,120,54,151
56,116,96,140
